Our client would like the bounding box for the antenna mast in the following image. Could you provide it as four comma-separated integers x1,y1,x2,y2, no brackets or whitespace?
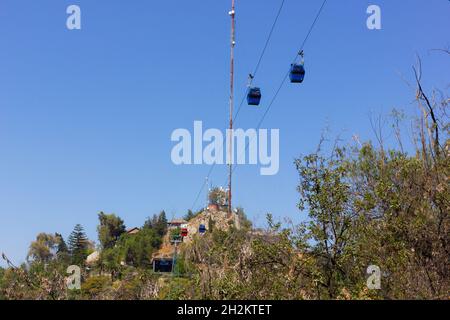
228,0,236,216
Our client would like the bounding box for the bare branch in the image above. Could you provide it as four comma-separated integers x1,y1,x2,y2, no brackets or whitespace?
413,63,440,156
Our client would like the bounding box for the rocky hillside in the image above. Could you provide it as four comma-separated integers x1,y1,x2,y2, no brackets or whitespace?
152,207,237,259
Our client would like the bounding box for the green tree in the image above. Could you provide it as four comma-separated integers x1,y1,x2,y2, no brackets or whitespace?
97,212,126,249
99,247,121,279
68,224,89,266
295,148,354,299
27,233,59,263
184,209,195,221
170,227,182,242
81,276,111,299
118,228,162,268
235,207,252,230
143,215,156,229
55,233,68,254
54,233,70,265
144,211,168,238
155,211,168,237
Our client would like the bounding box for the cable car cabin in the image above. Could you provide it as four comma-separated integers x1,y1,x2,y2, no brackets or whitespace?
181,228,188,237
247,87,262,106
290,64,305,83
199,224,207,234
153,258,173,273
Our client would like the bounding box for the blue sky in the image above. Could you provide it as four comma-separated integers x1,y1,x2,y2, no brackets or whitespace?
0,0,449,266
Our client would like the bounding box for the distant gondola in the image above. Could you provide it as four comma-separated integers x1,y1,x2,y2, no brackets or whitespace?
290,50,306,83
247,87,262,106
289,63,305,83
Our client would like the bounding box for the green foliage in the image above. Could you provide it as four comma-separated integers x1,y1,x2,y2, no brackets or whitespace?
55,233,68,253
99,247,121,278
143,211,168,237
68,224,89,266
27,233,59,263
235,207,252,230
81,276,111,299
184,210,196,221
55,233,70,265
97,212,126,249
0,267,5,300
170,227,182,241
173,256,187,276
155,211,168,237
158,277,199,300
295,147,354,298
118,228,162,268
98,227,163,278
291,136,449,299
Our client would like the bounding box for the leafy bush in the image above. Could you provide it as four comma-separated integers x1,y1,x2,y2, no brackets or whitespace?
81,276,111,299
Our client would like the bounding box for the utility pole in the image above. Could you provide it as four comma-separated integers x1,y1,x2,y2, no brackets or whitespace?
171,238,182,275
228,0,236,217
205,176,209,210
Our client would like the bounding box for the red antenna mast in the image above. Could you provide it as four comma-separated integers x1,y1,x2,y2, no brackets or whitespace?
227,0,236,216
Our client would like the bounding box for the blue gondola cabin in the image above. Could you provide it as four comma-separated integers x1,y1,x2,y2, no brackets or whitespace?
199,224,207,234
290,64,305,83
247,87,262,106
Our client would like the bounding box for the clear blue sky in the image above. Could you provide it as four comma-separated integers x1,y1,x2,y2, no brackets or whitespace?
0,0,449,266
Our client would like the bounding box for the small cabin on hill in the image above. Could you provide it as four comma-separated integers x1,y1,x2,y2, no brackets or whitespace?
152,257,173,273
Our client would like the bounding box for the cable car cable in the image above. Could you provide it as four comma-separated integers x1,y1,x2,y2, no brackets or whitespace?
190,164,216,212
225,0,328,185
252,0,286,80
234,0,286,121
